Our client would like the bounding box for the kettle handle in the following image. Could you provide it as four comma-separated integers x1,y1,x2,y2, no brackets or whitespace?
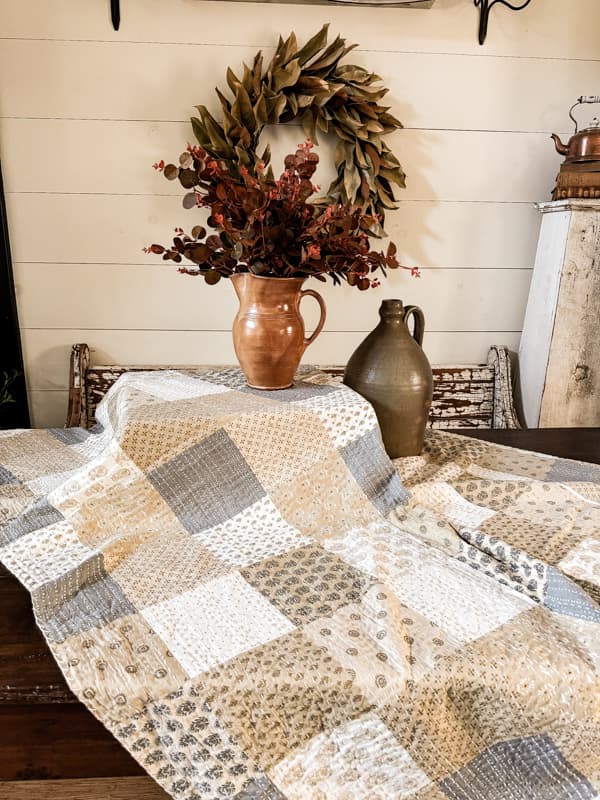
403,305,425,347
569,96,600,133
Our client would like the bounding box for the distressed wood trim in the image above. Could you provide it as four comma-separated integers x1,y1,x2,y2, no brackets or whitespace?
66,344,90,429
488,345,521,429
0,777,169,799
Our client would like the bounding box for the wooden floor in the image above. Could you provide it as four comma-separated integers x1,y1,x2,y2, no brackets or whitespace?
1,428,599,798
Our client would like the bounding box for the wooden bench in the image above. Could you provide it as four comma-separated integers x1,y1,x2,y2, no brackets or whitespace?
65,343,521,430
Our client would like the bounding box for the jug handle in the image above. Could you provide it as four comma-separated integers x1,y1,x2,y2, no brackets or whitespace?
300,289,327,348
403,305,425,346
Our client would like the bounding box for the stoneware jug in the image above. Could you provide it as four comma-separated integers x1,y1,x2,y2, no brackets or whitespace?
344,299,433,457
231,273,326,390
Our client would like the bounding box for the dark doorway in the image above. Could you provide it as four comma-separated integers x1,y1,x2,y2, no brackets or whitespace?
0,161,29,429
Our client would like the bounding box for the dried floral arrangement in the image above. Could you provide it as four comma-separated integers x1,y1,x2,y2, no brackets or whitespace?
147,142,417,290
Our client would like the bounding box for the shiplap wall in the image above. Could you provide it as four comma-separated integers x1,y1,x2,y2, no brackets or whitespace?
1,0,599,427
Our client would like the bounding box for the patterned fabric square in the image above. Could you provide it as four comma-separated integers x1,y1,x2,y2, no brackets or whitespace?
195,497,311,568
0,497,64,546
302,591,408,706
270,713,430,800
119,417,224,472
111,683,261,799
269,449,385,542
559,538,600,587
0,519,93,590
108,530,228,608
148,429,265,533
52,613,188,719
439,735,596,800
195,630,372,771
0,465,18,485
547,457,600,483
0,429,88,481
141,572,295,678
241,543,376,626
50,427,91,445
409,482,496,531
48,439,181,549
223,409,331,494
34,556,137,642
544,567,600,623
341,429,409,516
293,386,378,449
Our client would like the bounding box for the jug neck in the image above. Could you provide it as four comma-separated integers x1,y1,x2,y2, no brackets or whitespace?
379,298,405,324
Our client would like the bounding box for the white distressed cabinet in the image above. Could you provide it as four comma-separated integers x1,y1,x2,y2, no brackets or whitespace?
519,200,600,428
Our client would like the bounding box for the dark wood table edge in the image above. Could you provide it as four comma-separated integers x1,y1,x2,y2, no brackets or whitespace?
453,427,600,465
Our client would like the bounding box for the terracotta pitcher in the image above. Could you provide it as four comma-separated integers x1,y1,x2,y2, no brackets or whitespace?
344,299,433,457
230,273,326,390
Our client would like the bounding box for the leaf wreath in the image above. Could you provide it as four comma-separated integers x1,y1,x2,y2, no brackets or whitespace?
181,24,405,233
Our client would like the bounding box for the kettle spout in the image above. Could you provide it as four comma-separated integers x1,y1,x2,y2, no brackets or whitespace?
551,133,569,156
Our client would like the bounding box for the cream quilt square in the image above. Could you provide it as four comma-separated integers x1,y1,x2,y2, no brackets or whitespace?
140,572,295,677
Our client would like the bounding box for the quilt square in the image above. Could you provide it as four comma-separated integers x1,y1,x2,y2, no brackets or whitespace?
108,529,228,608
241,544,376,626
50,427,91,446
34,556,137,642
195,496,312,568
270,712,430,800
196,629,371,771
439,735,596,800
148,429,266,533
112,682,260,799
341,429,409,516
0,519,93,590
0,498,64,546
0,465,18,485
141,572,295,677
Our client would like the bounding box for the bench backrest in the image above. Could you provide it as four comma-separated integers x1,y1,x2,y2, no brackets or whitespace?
66,343,520,430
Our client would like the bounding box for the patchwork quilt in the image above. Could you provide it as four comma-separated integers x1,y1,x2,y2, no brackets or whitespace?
0,368,599,800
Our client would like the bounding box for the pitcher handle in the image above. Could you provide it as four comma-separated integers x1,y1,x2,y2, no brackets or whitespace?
300,289,327,348
403,304,425,346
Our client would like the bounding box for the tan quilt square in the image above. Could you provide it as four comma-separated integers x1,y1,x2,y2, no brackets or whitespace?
0,430,87,481
195,630,372,772
270,449,379,542
223,408,330,494
108,530,228,608
48,441,182,548
52,612,188,719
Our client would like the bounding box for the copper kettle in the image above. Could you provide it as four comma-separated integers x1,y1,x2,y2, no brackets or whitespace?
552,96,600,164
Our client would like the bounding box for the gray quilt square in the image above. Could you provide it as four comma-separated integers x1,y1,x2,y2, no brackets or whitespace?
0,498,64,546
34,554,136,642
235,775,288,799
0,465,18,485
544,567,600,624
439,735,596,800
148,429,266,534
50,427,91,445
546,458,600,483
341,429,409,516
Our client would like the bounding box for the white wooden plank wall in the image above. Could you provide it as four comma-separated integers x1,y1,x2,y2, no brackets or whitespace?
1,0,599,426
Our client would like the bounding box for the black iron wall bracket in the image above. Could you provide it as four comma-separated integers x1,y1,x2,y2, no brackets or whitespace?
111,0,120,30
474,0,532,45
